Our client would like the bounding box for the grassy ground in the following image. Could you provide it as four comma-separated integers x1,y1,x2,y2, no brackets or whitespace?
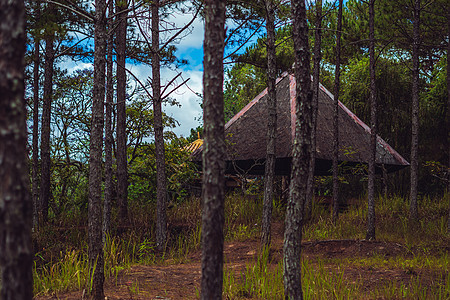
32,192,450,299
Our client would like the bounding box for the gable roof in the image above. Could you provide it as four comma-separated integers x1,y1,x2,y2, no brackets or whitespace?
193,72,409,175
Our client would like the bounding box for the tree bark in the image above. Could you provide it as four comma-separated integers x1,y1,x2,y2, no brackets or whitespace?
32,3,41,229
447,3,450,235
0,0,33,297
152,0,168,252
410,0,420,221
40,3,55,223
116,0,129,223
284,0,312,298
103,0,114,242
382,164,388,198
366,0,377,241
261,0,277,248
89,0,107,297
201,0,226,298
305,0,323,221
332,0,343,224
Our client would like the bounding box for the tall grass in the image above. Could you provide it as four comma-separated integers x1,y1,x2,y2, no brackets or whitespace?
223,246,284,299
33,250,90,296
222,192,449,299
223,254,359,299
371,271,450,299
33,199,204,296
33,234,149,296
33,192,449,298
304,193,450,248
223,253,450,299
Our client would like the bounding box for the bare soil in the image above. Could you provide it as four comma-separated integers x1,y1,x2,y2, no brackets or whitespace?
35,222,447,300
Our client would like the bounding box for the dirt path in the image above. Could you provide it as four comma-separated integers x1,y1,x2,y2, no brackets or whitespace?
35,222,446,299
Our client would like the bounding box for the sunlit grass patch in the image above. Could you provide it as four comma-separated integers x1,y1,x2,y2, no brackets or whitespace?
33,250,90,296
33,192,449,298
223,255,361,299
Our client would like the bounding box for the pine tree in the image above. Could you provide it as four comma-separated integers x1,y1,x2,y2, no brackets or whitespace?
283,0,312,298
103,0,114,241
88,0,107,297
32,0,41,229
39,2,56,223
152,0,169,252
0,0,33,297
201,0,226,298
446,3,449,235
116,0,129,223
366,0,377,241
261,0,277,248
305,0,323,221
410,0,421,221
332,0,343,223
129,0,200,251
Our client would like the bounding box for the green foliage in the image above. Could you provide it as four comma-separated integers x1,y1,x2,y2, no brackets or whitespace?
52,68,93,161
33,250,90,296
224,63,267,122
341,56,412,156
187,125,203,142
126,93,179,151
223,24,299,122
128,138,199,205
339,54,447,196
46,69,93,217
38,67,200,220
420,55,448,168
375,0,448,61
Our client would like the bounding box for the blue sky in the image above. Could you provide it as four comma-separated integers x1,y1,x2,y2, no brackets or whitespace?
126,10,206,138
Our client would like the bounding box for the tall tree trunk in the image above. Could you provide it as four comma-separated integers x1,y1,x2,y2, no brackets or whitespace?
0,0,33,297
89,0,107,297
103,0,114,242
409,0,420,221
446,3,449,235
152,0,168,252
32,5,41,229
305,0,323,221
261,0,277,248
382,164,388,198
366,0,377,241
116,0,128,223
284,0,312,298
201,0,226,298
332,0,343,224
40,4,55,223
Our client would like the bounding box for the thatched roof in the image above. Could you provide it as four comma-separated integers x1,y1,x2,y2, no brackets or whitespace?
192,72,409,176
184,138,203,153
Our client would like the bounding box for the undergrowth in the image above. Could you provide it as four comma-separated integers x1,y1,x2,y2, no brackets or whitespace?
33,192,449,298
223,253,450,299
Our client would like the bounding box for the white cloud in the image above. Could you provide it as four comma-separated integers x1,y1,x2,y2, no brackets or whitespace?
59,58,93,74
162,69,203,137
164,6,204,52
127,64,203,138
127,6,205,138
